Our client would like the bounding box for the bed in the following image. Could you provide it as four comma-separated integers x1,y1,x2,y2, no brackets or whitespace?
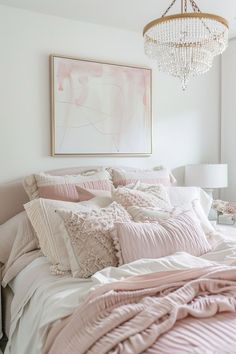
1,166,236,354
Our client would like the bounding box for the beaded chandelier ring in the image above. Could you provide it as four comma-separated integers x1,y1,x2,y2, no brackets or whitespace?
143,0,228,90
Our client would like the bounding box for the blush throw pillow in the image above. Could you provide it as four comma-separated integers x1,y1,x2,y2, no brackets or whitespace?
23,169,112,202
57,202,131,278
75,186,112,201
127,199,215,237
112,184,171,210
111,211,212,266
112,167,176,187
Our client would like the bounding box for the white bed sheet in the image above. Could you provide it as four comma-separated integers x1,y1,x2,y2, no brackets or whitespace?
5,233,236,354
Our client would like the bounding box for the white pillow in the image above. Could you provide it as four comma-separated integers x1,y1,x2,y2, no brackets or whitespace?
167,186,212,216
24,196,112,274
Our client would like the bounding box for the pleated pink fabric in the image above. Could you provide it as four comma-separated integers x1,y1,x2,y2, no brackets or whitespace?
46,265,236,354
111,211,212,265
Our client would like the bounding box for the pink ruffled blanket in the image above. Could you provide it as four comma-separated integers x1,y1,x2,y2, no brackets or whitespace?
45,266,236,354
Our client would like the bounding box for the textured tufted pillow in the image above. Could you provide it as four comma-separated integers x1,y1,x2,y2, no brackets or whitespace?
112,184,171,210
57,202,131,278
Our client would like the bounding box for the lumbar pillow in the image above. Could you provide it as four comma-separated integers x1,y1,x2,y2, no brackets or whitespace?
111,210,212,266
57,202,131,278
127,199,215,238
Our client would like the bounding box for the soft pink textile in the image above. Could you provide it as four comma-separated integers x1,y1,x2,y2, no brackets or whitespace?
111,211,211,265
38,184,79,202
46,265,236,354
38,180,111,202
115,177,171,187
75,186,95,201
112,168,175,187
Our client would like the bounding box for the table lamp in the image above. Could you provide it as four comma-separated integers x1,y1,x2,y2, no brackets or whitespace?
185,164,228,197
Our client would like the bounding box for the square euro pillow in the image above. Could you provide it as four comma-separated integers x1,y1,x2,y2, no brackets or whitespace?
57,202,131,278
111,210,212,266
24,198,86,274
24,197,112,274
112,184,171,210
23,168,112,202
112,167,176,187
167,186,212,216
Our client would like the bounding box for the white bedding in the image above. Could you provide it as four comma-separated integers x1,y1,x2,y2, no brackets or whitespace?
5,233,236,354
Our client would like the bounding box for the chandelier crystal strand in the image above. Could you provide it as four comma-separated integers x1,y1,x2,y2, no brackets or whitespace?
143,0,229,90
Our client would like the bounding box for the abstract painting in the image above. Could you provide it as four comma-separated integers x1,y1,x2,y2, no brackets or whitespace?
50,55,152,156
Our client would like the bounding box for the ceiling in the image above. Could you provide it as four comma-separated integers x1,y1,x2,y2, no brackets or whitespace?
1,0,236,37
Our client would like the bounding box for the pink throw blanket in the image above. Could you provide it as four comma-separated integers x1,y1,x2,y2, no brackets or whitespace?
45,266,236,354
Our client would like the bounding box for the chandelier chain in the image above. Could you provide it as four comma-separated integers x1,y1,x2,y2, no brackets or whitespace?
189,0,201,13
184,0,187,13
162,0,177,17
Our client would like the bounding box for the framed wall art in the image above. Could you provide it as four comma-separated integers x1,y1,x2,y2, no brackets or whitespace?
50,55,152,156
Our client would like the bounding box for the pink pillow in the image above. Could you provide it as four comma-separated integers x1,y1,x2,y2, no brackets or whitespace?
75,186,112,202
111,211,212,265
38,184,79,202
112,168,176,187
23,171,112,202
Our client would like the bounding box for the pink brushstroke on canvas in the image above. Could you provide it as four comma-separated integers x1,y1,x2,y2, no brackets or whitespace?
54,58,151,154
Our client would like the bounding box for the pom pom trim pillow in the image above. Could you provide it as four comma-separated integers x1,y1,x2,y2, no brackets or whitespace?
23,169,112,202
111,210,212,266
112,167,176,187
57,202,131,278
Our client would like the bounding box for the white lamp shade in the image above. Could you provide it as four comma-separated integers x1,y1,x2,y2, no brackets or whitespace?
185,164,228,189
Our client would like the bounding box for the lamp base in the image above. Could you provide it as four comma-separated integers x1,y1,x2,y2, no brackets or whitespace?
203,188,214,199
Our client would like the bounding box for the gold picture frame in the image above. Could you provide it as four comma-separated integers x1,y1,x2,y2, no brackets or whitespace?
50,55,152,156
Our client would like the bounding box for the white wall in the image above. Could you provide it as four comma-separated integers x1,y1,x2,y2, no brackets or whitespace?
0,5,221,185
221,39,236,201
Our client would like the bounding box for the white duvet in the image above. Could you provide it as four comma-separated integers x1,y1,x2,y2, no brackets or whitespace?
5,233,236,354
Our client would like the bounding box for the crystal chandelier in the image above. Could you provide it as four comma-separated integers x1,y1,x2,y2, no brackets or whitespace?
143,0,228,90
